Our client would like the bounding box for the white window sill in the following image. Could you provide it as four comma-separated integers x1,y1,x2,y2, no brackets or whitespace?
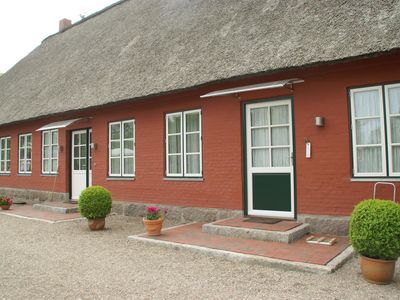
41,174,58,177
107,177,135,181
0,173,10,176
163,177,204,182
351,178,400,182
18,173,32,176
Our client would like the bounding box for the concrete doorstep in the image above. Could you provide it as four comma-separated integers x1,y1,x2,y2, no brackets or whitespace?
33,202,78,214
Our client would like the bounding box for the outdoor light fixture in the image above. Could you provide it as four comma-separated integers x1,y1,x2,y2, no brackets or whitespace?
315,116,325,127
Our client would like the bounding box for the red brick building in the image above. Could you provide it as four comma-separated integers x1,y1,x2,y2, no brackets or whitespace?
0,1,399,232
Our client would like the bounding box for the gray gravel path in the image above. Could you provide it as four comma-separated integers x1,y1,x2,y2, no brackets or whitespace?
0,213,399,300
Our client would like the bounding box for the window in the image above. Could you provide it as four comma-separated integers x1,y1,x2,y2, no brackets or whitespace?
109,120,135,177
19,133,32,174
350,83,400,177
0,137,11,173
42,129,58,174
166,109,202,177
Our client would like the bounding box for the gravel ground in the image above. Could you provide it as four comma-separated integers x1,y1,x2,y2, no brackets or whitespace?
0,214,399,300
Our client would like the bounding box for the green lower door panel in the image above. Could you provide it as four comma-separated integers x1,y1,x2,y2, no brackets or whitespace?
252,173,291,212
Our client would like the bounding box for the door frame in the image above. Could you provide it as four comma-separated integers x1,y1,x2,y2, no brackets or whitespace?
242,96,297,219
69,128,92,200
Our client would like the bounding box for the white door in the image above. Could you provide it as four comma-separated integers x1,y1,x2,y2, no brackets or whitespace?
71,129,92,200
246,99,295,219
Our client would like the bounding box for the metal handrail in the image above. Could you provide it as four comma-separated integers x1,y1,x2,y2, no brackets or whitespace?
373,182,397,203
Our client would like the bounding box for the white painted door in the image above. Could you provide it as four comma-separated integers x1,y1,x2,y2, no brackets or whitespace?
246,99,295,219
71,129,92,200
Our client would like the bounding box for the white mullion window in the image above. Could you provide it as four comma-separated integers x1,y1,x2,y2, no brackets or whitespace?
0,137,11,174
350,86,386,177
184,110,202,176
19,133,32,174
42,129,58,174
166,110,202,177
385,83,400,176
109,120,135,177
166,112,183,176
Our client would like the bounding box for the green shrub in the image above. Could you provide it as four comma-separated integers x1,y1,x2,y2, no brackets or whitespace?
78,186,112,219
349,199,400,260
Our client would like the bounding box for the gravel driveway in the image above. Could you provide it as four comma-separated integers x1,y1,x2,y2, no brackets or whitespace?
0,214,399,299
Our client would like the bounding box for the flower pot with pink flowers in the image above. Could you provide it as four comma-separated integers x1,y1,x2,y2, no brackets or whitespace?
143,206,168,236
0,196,13,210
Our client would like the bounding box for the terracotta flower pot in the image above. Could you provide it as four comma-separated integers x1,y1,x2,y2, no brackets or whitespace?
88,218,105,231
360,255,396,284
143,218,163,236
0,205,11,210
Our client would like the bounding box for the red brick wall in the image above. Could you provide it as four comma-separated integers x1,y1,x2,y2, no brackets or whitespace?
0,52,399,215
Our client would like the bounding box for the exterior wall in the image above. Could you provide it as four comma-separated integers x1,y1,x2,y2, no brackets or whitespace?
0,52,399,216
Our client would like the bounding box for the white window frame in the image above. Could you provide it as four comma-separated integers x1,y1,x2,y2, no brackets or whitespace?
42,129,58,174
385,83,400,177
0,136,11,174
166,109,202,177
19,133,32,174
108,120,135,177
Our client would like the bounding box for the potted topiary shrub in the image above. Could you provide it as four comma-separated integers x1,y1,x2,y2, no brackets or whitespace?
349,199,400,284
143,206,168,236
0,196,13,210
78,186,112,231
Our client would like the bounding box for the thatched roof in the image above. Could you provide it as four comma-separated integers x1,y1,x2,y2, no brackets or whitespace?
0,0,399,126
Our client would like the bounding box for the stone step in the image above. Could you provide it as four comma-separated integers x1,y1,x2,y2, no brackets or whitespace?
33,202,78,214
202,219,310,243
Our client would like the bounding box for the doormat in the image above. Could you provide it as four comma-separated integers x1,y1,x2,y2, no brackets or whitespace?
244,217,281,224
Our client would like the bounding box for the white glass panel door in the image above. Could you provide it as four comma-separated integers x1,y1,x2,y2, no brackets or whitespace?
246,99,294,219
71,129,90,200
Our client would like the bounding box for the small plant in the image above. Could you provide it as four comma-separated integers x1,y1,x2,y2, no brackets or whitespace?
78,186,112,219
0,196,13,206
349,199,400,260
145,206,168,220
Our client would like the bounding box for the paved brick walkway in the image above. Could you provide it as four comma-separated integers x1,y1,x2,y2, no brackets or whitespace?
0,204,82,222
140,223,349,265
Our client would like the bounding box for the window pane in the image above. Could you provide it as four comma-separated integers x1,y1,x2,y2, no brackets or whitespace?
26,135,31,146
251,108,268,126
123,140,134,156
43,146,50,159
74,159,80,171
19,161,25,172
357,147,382,173
0,150,4,160
272,148,290,167
80,159,87,170
6,150,10,160
20,148,25,159
388,87,400,114
80,133,86,144
271,126,289,146
0,139,4,148
168,135,181,154
74,134,80,145
356,118,381,145
26,160,31,172
111,141,121,157
186,133,200,153
354,90,380,117
393,146,400,173
74,146,79,158
110,124,121,140
168,155,181,174
6,161,10,171
271,105,289,125
52,131,58,144
6,138,10,149
168,115,181,134
251,128,269,147
43,132,50,145
43,159,49,172
26,147,31,160
124,157,134,175
52,145,58,158
252,149,269,167
111,158,120,174
51,159,58,172
185,112,199,132
186,154,200,174
124,122,134,139
80,146,87,158
390,116,400,143
20,135,25,147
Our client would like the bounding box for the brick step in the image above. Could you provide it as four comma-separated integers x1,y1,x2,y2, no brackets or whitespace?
202,218,310,243
33,202,78,214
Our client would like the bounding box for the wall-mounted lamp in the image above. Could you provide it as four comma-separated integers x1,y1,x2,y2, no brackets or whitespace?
315,116,325,127
90,143,98,150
